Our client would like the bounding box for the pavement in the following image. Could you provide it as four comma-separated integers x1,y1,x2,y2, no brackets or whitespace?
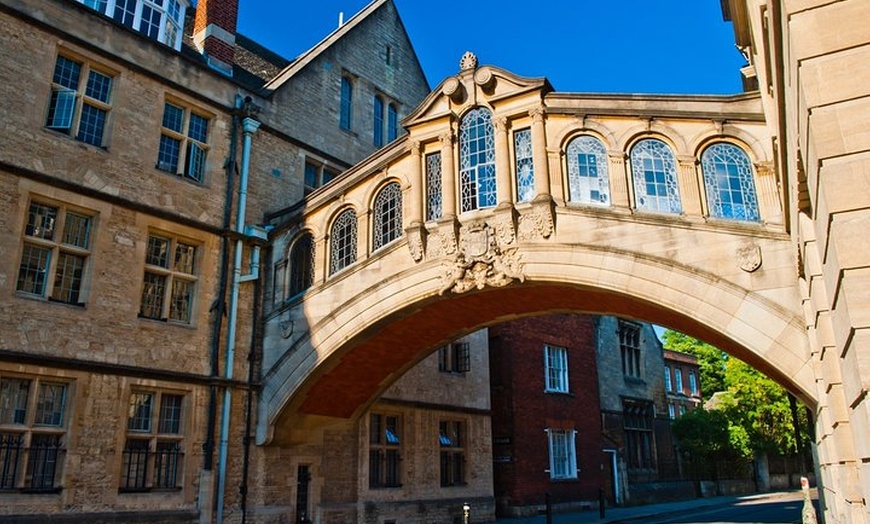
497,489,812,524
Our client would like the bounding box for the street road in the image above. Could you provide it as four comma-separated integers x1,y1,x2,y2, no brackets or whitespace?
619,494,811,524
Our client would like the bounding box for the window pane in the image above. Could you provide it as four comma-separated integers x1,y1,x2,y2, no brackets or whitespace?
373,96,384,147
158,394,183,434
138,4,162,40
127,393,154,432
121,439,149,490
76,103,107,146
425,152,442,221
329,210,357,274
289,234,314,296
146,236,170,268
514,128,534,202
162,103,185,133
169,279,194,323
51,252,85,304
304,163,318,191
140,272,167,319
46,89,76,131
27,433,62,490
387,104,398,141
26,202,58,240
373,182,402,250
174,242,196,274
17,244,51,296
567,136,610,205
630,139,681,213
0,378,31,425
459,108,496,212
185,142,206,182
701,143,759,221
0,433,24,489
187,113,208,143
62,212,91,248
84,70,112,104
34,383,66,427
113,0,137,28
52,56,81,90
340,77,353,131
154,440,181,488
158,135,181,172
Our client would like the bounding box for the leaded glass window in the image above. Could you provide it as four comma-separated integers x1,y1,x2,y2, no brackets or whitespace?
329,209,357,275
514,128,535,202
630,139,681,213
426,152,443,221
46,55,114,147
459,108,497,212
701,143,760,222
289,233,315,297
373,182,403,251
567,136,610,205
76,0,186,49
140,234,198,323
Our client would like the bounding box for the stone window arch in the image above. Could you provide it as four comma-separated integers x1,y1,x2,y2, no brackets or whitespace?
700,142,760,222
372,181,403,251
329,209,357,275
459,107,496,213
566,135,610,205
288,233,315,297
629,138,681,214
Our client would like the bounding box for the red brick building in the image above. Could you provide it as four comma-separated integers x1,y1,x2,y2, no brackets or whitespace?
663,350,703,418
488,315,604,517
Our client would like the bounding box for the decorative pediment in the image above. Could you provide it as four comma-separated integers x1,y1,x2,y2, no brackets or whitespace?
402,52,553,129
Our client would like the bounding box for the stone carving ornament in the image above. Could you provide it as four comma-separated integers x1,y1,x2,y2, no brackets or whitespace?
438,221,524,295
737,242,762,272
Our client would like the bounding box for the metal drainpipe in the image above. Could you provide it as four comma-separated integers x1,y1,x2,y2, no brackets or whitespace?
216,114,260,524
206,94,243,472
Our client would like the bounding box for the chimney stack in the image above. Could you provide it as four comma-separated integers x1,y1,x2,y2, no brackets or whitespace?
193,0,238,76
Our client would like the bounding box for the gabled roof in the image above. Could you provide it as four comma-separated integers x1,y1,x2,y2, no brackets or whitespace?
262,0,390,92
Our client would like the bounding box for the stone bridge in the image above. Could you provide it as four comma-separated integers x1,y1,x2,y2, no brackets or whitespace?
258,59,811,447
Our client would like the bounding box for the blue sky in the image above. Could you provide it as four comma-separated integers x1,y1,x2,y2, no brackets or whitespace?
237,0,746,95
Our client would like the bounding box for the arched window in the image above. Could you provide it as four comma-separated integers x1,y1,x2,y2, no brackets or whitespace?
514,128,535,202
373,182,403,250
329,209,357,275
630,138,681,213
289,233,314,297
459,107,496,213
340,76,353,131
566,136,610,205
373,96,384,147
387,103,398,142
701,143,760,222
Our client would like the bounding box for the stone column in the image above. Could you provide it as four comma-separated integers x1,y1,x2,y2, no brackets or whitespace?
754,161,783,225
494,116,513,207
677,155,702,216
407,141,423,226
440,130,457,219
530,107,551,200
609,151,630,209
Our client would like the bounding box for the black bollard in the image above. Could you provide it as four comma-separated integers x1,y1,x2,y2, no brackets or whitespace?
545,492,553,524
599,487,606,519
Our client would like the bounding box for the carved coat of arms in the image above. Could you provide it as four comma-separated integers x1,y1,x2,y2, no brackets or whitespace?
439,222,524,295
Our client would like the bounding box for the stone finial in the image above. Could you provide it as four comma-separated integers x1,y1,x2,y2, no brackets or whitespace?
459,51,478,71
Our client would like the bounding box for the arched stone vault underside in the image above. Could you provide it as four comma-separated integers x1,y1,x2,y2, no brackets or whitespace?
260,233,812,445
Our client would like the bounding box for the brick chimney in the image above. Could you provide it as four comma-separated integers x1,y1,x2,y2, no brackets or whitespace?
193,0,238,76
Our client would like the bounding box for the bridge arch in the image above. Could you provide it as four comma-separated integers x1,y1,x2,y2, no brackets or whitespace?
261,235,812,444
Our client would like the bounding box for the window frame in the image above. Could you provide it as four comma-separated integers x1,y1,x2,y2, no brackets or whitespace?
156,100,211,184
546,428,578,480
45,54,115,148
329,209,358,275
438,342,470,374
340,76,354,132
138,233,199,324
303,160,340,195
544,344,569,394
0,374,70,493
566,135,611,205
619,320,642,379
372,182,403,251
629,138,682,214
120,389,186,492
700,142,760,222
368,413,401,488
74,0,188,50
459,107,497,213
439,419,466,487
16,199,94,306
